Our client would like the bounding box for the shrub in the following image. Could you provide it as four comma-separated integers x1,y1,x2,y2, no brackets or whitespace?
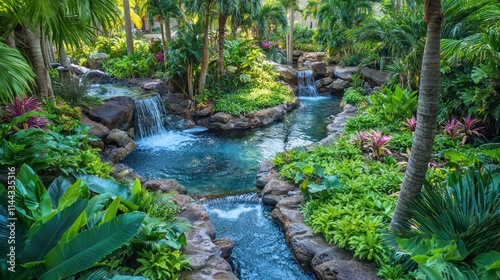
342,88,365,106
366,85,417,123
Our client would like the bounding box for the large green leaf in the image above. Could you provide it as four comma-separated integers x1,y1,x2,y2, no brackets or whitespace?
19,200,88,264
38,212,146,280
47,176,74,208
15,164,53,225
75,174,137,211
56,180,89,211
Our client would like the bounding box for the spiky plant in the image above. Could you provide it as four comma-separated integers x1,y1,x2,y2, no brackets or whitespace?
403,115,417,133
364,130,392,160
442,118,464,140
460,115,484,144
349,131,368,150
3,96,49,131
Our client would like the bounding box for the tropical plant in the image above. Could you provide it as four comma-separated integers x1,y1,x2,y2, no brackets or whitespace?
390,0,443,231
391,164,500,278
460,115,484,143
52,78,102,110
364,130,393,160
0,43,35,104
366,85,418,123
442,118,465,140
403,116,417,133
0,165,146,280
253,0,287,42
134,247,190,279
342,88,365,106
2,96,49,131
165,22,203,99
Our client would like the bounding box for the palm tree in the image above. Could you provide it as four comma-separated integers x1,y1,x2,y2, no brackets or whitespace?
0,0,121,99
390,0,443,230
254,0,288,42
147,0,184,53
123,0,135,54
185,0,216,94
280,0,300,64
216,0,261,75
0,43,35,104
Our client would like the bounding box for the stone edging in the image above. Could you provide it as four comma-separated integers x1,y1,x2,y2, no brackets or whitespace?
255,105,381,280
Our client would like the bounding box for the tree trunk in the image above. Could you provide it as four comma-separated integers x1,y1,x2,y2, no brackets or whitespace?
287,8,294,64
390,0,443,231
15,25,54,100
123,0,134,55
198,4,212,94
217,13,227,76
187,62,193,100
165,18,172,44
159,17,167,53
58,45,69,67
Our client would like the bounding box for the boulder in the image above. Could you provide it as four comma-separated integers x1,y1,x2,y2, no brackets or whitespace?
311,62,328,78
102,129,136,163
141,81,160,90
290,234,329,270
318,77,334,86
143,179,187,194
329,79,350,94
334,67,360,81
262,179,297,196
69,63,89,76
110,163,147,183
86,52,108,69
177,203,210,223
213,237,234,259
166,93,193,117
81,114,110,139
313,260,380,280
298,52,327,65
81,69,111,84
255,161,280,189
210,113,233,123
273,64,298,86
361,67,389,86
87,96,135,130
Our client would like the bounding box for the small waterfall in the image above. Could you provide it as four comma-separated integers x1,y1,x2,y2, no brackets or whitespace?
297,70,319,97
134,94,167,138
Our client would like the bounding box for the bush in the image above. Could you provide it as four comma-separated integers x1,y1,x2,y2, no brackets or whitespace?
342,88,365,106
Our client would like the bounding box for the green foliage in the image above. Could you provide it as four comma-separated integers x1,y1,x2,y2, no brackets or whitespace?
342,88,365,106
0,43,35,105
0,166,190,280
135,247,190,280
52,78,102,111
366,85,418,123
0,165,146,280
344,112,386,134
42,100,83,134
293,24,315,45
391,164,500,278
103,52,156,79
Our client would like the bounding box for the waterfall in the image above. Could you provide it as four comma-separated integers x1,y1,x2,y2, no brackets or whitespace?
297,70,318,97
134,94,167,138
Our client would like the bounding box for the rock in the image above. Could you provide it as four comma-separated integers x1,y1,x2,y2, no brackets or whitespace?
104,129,131,147
313,260,380,280
334,67,360,80
172,194,193,208
86,52,108,69
262,179,297,196
298,52,327,65
177,203,210,223
311,62,327,78
210,113,233,123
311,247,353,269
275,195,305,210
81,69,111,84
326,66,335,78
329,79,350,94
87,96,135,130
273,64,298,86
262,194,284,206
166,93,194,117
81,114,110,139
318,77,334,86
271,207,304,231
110,163,147,183
361,67,389,86
197,102,214,117
206,255,233,271
255,161,279,189
317,105,358,146
293,50,304,61
290,234,329,270
213,237,234,259
144,179,187,194
69,63,89,76
141,81,160,90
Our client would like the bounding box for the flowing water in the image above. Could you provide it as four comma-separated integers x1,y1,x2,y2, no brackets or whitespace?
122,86,341,279
297,70,318,97
134,94,167,138
205,194,315,279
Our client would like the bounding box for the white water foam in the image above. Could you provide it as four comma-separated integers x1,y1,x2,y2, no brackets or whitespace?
182,126,209,133
135,131,198,150
207,204,262,220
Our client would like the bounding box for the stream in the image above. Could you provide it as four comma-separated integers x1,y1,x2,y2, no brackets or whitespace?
122,70,342,279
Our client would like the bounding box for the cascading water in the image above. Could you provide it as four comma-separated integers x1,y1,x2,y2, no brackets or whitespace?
297,70,318,97
205,194,315,279
134,94,167,138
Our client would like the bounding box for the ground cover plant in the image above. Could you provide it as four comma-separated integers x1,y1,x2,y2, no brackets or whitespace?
271,83,500,278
